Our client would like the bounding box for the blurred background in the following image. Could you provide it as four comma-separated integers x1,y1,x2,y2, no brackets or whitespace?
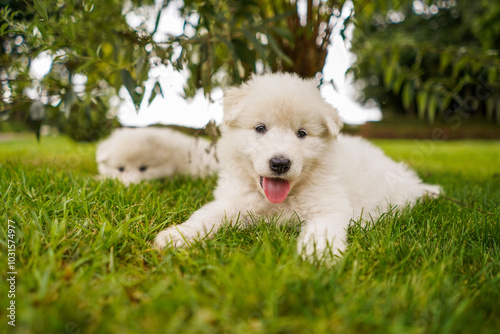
1,0,499,142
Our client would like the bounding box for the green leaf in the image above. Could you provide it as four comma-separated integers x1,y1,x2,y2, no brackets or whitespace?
201,62,211,94
0,23,9,36
135,55,147,83
439,53,452,73
402,82,414,111
52,54,66,64
267,34,293,66
33,0,49,22
152,5,163,35
440,94,453,112
452,58,469,78
416,89,428,121
392,73,405,95
136,55,145,76
67,19,75,41
121,69,136,93
384,64,394,87
148,81,163,106
120,69,141,105
427,94,437,125
148,90,157,107
36,22,49,42
95,43,103,58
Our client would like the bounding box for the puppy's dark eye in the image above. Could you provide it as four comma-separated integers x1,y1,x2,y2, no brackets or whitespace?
118,167,125,172
297,128,308,138
255,124,267,134
139,166,148,172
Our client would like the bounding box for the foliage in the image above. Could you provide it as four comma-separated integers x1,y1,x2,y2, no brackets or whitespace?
0,135,499,332
169,0,346,96
0,0,159,141
350,0,500,124
2,0,499,138
1,0,347,141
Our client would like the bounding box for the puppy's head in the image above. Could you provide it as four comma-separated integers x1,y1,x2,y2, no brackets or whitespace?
96,128,175,185
219,72,343,203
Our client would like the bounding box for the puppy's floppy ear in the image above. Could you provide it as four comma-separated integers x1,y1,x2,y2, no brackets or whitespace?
222,85,248,125
323,104,343,138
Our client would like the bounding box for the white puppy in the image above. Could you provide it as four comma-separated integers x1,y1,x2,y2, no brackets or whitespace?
155,73,441,259
96,127,218,185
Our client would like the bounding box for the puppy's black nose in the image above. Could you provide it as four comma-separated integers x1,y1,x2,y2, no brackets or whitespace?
269,157,291,174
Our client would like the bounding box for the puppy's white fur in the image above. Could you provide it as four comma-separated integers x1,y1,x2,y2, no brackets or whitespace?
155,73,441,259
97,127,218,185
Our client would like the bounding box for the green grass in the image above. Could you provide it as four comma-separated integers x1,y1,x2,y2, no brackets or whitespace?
1,134,499,333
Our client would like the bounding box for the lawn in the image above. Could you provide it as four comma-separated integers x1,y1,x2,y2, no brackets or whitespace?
1,134,499,333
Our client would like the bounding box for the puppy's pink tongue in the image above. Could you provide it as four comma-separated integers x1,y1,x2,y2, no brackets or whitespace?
262,177,290,203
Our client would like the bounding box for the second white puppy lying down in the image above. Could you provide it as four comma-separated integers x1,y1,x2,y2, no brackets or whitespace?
96,127,218,185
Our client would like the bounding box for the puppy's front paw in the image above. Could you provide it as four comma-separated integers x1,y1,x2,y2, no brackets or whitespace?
155,226,196,249
297,232,346,261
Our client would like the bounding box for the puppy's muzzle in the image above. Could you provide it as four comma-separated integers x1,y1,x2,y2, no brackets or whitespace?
269,156,291,175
